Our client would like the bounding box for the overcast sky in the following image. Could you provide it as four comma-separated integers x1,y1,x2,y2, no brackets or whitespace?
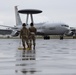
0,0,76,27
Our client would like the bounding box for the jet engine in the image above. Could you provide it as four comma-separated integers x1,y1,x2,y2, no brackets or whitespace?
65,29,75,36
11,30,20,36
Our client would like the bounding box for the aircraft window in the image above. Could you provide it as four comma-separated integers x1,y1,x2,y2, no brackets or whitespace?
61,25,69,27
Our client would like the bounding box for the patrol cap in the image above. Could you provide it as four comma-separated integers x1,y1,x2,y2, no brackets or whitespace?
30,22,33,26
22,23,26,26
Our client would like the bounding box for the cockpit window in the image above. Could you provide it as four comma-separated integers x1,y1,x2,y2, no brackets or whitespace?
61,25,69,27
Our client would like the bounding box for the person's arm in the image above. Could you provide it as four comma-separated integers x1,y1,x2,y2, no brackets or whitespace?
20,30,22,39
35,28,37,34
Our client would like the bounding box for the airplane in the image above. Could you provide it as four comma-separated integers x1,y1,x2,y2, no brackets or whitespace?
0,6,75,39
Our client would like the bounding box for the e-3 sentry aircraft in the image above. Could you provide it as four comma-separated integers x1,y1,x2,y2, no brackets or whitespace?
0,6,74,39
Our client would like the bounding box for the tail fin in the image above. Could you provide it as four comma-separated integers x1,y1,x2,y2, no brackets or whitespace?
15,6,22,26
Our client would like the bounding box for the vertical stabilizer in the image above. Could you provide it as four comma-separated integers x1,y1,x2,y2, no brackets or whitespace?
15,6,22,26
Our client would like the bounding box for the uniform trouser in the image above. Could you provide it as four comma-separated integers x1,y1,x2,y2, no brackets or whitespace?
22,37,28,48
30,35,36,48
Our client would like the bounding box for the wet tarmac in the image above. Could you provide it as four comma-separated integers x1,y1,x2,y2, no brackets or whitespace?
0,39,76,75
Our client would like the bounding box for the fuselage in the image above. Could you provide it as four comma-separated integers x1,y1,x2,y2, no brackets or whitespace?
33,22,70,35
3,22,69,37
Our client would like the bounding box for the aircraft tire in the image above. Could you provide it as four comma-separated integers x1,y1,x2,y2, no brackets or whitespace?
60,35,63,40
44,36,50,39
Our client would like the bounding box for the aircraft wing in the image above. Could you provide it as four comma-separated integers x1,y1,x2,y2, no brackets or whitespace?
0,25,14,28
36,29,44,35
0,25,20,31
0,29,12,35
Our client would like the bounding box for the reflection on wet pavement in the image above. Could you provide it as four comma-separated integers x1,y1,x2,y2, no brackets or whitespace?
0,39,76,75
15,50,37,74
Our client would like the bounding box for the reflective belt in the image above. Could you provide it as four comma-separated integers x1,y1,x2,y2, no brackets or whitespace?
31,32,35,35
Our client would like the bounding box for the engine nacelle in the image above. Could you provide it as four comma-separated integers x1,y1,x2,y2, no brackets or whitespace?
11,30,20,36
65,30,75,36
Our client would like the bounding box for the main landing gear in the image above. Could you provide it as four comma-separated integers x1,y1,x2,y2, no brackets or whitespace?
43,35,64,40
43,35,50,39
60,35,63,40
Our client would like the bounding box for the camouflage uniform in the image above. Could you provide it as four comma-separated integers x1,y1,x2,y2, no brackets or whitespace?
29,25,37,49
20,26,29,49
